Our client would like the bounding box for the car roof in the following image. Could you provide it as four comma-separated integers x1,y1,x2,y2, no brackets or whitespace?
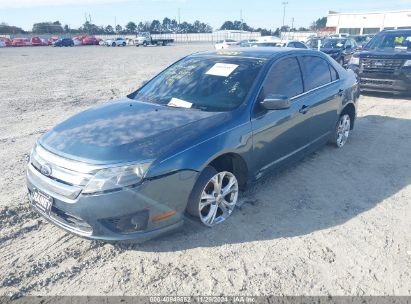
191,47,313,60
381,29,411,34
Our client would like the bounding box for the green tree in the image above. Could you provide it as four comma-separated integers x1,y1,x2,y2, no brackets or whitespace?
115,24,123,33
125,21,137,33
105,25,114,34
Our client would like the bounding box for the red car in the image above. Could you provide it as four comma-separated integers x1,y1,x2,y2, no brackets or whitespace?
82,36,99,45
0,37,12,47
12,38,31,47
31,37,44,46
48,36,59,45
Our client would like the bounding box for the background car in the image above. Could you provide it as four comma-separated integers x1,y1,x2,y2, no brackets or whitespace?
48,36,59,45
239,39,257,47
82,36,99,45
12,38,31,47
350,34,374,48
214,39,240,50
306,37,325,50
30,37,44,46
0,37,12,47
53,38,74,47
0,40,6,48
320,37,358,66
73,37,83,46
348,29,411,94
104,37,127,47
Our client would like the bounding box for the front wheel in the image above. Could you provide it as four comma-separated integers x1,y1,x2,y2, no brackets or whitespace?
112,42,116,47
330,114,351,148
122,42,126,46
186,167,239,227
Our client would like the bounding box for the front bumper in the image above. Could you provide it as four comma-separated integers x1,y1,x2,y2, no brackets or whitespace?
27,168,198,241
349,64,411,94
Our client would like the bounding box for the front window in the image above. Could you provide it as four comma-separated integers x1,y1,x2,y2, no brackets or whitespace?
322,39,347,49
364,32,411,51
130,56,266,112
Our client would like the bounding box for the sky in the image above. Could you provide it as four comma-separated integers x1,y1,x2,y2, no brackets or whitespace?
0,0,410,31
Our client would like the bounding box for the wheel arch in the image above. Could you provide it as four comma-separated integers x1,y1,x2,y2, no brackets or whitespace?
341,102,356,130
206,152,248,190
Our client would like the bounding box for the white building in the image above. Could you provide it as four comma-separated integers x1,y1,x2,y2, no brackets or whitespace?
327,9,411,35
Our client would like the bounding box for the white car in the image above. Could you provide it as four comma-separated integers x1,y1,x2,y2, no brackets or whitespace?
104,37,127,47
0,40,6,48
277,40,309,49
214,39,239,50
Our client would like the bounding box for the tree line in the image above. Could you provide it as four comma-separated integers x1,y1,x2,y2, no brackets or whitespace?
0,17,327,35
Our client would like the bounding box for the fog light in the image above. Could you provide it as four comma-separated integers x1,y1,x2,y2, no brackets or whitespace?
101,210,149,234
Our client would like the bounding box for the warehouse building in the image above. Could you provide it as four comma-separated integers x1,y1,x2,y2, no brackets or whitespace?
326,9,411,35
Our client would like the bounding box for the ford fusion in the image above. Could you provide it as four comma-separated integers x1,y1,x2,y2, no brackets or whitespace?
27,48,359,241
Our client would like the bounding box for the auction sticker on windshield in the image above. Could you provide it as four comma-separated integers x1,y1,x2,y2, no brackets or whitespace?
168,97,193,108
206,63,239,77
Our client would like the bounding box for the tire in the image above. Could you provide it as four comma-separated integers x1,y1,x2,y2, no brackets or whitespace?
143,41,148,47
330,114,351,148
122,42,126,47
112,42,116,47
186,166,239,227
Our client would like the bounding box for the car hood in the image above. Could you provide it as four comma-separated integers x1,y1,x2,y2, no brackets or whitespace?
320,48,342,54
355,48,411,59
39,99,225,164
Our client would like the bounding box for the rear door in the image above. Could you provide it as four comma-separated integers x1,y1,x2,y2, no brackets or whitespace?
251,56,314,178
298,56,342,143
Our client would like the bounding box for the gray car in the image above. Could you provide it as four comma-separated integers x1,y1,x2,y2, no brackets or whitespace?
27,48,359,241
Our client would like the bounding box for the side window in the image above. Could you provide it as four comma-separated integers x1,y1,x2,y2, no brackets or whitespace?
300,56,332,91
287,42,295,48
262,57,304,99
329,64,339,81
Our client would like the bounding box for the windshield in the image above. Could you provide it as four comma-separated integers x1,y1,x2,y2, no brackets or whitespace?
365,32,411,50
307,39,322,48
131,56,266,112
322,39,346,48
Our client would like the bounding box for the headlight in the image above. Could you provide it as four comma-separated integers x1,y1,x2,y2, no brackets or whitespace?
404,60,411,67
349,56,360,65
83,162,151,194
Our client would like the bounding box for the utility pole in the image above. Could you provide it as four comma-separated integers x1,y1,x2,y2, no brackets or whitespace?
291,17,294,31
282,2,288,29
240,9,243,31
178,8,181,32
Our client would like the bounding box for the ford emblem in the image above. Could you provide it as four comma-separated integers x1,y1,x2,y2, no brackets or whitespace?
40,164,52,177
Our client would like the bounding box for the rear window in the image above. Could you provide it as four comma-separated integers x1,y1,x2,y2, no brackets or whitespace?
300,56,332,91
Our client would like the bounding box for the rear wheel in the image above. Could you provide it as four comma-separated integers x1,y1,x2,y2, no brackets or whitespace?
122,42,126,46
330,114,351,148
187,166,239,227
112,42,116,47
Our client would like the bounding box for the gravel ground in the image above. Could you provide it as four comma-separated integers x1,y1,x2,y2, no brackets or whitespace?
0,44,410,298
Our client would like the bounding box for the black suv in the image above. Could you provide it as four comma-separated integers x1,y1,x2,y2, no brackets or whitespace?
348,29,411,94
320,38,358,66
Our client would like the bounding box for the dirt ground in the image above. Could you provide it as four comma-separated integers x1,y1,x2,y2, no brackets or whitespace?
0,44,410,298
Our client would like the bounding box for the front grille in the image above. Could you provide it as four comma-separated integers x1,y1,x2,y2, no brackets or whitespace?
361,78,394,86
360,57,405,74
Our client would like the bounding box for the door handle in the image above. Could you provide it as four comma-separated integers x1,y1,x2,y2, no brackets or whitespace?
299,105,309,114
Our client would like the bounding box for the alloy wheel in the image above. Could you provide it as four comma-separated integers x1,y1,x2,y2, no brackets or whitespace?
336,114,351,147
199,171,239,227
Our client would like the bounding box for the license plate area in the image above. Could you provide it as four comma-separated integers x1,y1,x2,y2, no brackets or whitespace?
31,189,53,213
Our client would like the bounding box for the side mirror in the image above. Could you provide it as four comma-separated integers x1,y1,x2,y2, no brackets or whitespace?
260,94,291,110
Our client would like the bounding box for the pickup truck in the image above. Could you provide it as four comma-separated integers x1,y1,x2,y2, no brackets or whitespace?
348,29,411,94
134,32,174,47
